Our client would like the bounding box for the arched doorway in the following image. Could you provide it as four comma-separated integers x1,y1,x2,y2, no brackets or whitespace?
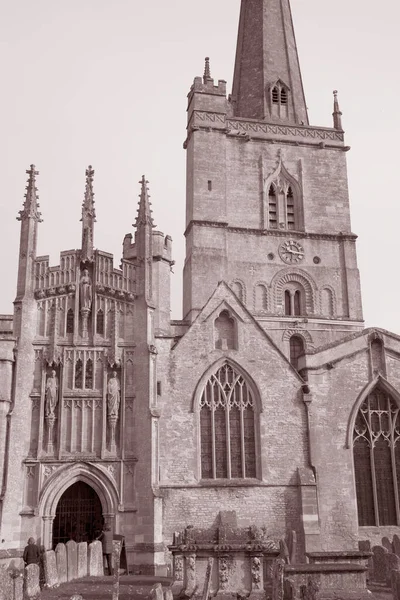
52,481,103,548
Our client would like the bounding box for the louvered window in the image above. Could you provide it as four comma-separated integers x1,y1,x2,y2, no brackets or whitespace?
287,186,295,230
268,186,277,229
200,363,257,480
353,390,400,526
272,86,279,104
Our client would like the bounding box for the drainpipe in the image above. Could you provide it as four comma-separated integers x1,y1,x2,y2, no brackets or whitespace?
0,347,17,534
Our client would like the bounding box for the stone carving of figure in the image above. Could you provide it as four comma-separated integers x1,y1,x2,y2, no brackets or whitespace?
45,370,58,417
79,269,92,310
107,371,120,417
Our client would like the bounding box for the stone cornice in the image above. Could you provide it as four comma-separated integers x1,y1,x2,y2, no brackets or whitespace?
184,111,346,149
184,220,357,242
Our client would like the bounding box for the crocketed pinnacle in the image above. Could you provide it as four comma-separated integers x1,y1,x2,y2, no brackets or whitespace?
203,57,212,83
231,0,308,124
332,90,343,130
82,165,96,220
135,175,155,228
17,164,42,222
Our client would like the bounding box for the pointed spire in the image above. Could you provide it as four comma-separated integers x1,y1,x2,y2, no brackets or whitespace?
332,90,343,130
231,0,308,124
203,57,212,83
81,165,96,262
135,175,155,228
17,164,42,222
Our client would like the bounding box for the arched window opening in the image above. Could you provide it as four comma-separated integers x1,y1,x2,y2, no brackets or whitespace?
286,186,295,230
268,185,277,229
289,335,304,371
85,358,93,389
281,88,288,105
272,86,279,104
66,309,74,334
215,311,236,350
200,363,257,480
231,282,244,303
270,82,289,119
53,482,103,547
284,285,304,316
255,285,268,312
321,288,334,317
75,359,83,389
96,309,104,335
353,389,400,526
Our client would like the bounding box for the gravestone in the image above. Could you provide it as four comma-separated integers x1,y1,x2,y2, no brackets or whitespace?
382,537,393,553
300,577,320,600
112,539,123,600
55,543,67,584
372,545,388,583
271,559,284,600
385,552,400,587
66,540,78,581
43,550,59,588
77,542,88,579
24,564,40,599
394,535,400,558
165,588,174,600
0,566,14,600
150,583,164,600
88,540,104,576
392,570,400,600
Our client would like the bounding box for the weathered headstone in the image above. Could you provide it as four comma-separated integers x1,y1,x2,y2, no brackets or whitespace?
300,577,320,600
77,542,88,579
24,564,40,599
385,552,400,587
55,543,67,584
201,557,214,600
43,550,59,588
171,554,184,597
382,537,393,553
391,570,400,600
0,566,18,600
150,582,164,600
394,535,400,558
372,545,388,583
66,540,78,581
164,588,174,600
287,530,297,565
88,540,104,576
70,596,84,600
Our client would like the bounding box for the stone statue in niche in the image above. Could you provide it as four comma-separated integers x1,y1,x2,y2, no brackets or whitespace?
107,371,121,417
79,269,92,311
45,370,58,417
107,371,121,455
45,369,58,454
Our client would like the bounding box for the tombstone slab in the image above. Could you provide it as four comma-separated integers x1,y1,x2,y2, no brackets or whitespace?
88,540,104,576
55,543,67,584
66,540,78,582
151,582,164,600
386,552,400,586
24,564,40,599
77,542,88,579
394,535,400,558
382,537,393,554
43,550,59,588
372,545,388,583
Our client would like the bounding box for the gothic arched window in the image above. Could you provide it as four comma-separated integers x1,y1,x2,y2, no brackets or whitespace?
270,81,289,119
66,308,74,334
353,389,400,526
96,309,104,335
267,181,300,230
268,185,277,229
75,359,83,389
289,335,304,370
200,363,257,480
85,358,93,389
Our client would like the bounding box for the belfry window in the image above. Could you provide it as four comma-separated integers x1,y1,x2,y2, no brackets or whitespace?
268,185,277,229
200,363,257,480
272,86,279,104
270,81,289,119
284,287,302,316
267,182,300,230
353,389,400,526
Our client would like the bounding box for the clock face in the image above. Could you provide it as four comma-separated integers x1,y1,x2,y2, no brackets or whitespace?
279,239,304,264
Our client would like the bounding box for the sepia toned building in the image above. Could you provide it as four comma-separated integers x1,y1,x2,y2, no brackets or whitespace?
1,0,399,576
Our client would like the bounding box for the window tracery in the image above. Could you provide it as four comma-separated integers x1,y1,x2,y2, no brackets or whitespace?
200,363,257,480
353,389,400,526
265,168,302,231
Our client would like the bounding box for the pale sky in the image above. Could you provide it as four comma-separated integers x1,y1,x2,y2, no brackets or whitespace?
1,0,399,332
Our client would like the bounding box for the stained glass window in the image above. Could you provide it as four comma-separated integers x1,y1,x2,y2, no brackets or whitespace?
353,389,400,526
200,363,257,480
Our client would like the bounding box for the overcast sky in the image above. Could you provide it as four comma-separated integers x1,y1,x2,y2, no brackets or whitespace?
1,0,399,332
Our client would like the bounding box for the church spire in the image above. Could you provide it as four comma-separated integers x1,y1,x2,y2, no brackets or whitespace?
231,0,308,124
81,165,96,262
134,176,154,302
332,90,343,130
135,175,155,229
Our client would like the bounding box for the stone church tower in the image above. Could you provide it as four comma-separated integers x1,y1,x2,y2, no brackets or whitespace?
1,0,400,581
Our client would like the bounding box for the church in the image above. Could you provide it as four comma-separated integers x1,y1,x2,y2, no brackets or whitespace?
0,0,399,577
